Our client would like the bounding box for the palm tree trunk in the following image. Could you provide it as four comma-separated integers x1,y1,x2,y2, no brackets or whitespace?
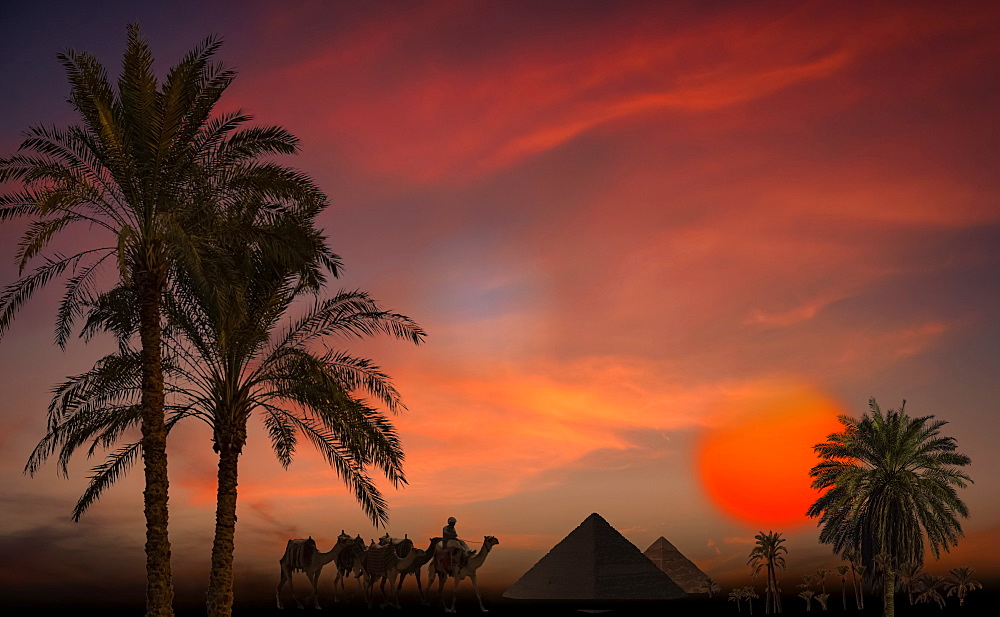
850,568,860,610
882,571,895,617
137,269,173,617
206,425,246,617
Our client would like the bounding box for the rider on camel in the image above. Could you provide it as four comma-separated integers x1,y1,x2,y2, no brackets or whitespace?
441,516,470,572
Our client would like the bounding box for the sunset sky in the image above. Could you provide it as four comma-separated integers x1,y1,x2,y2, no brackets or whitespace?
2,0,999,607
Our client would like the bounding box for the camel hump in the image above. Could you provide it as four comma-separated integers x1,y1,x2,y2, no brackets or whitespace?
286,537,318,572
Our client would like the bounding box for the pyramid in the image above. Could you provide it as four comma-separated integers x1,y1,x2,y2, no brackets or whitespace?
643,536,711,594
503,513,686,600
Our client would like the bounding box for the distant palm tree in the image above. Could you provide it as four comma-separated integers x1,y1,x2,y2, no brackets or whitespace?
743,586,760,615
2,25,334,616
815,569,828,595
808,399,973,617
842,548,864,610
896,562,924,605
816,593,830,611
916,575,946,609
730,588,744,614
836,565,849,611
748,531,787,614
702,577,722,598
944,567,982,607
799,590,815,612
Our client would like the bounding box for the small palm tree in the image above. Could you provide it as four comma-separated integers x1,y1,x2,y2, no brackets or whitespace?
702,577,722,598
836,565,849,611
843,548,864,610
743,586,760,615
808,399,973,617
730,588,744,614
916,575,946,609
897,562,924,605
944,567,982,607
749,531,787,614
800,590,815,612
816,593,830,611
815,570,828,595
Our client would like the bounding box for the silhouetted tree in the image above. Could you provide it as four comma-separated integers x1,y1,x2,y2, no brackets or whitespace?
944,567,982,607
897,562,924,605
702,577,722,598
800,590,815,612
916,575,946,609
808,399,973,617
749,531,787,614
3,25,336,616
836,565,849,611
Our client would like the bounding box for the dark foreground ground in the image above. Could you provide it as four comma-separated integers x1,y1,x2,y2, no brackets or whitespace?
13,591,998,617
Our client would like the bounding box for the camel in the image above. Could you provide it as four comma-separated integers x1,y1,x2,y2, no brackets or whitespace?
429,535,500,613
360,536,418,609
396,537,441,604
331,534,366,602
275,531,352,609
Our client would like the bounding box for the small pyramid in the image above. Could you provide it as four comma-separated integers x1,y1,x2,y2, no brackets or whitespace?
643,536,711,594
503,513,686,600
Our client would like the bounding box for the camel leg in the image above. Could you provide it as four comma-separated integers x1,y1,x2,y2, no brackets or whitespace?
450,575,460,613
306,570,322,609
288,569,305,609
416,569,427,605
471,573,487,612
276,564,289,609
438,572,448,611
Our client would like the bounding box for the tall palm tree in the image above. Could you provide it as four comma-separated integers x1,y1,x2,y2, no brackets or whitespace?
5,25,337,616
30,249,423,617
748,531,787,614
944,567,982,607
807,399,973,617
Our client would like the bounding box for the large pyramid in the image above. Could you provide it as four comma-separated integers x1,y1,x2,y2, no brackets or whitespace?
503,513,686,600
643,536,710,594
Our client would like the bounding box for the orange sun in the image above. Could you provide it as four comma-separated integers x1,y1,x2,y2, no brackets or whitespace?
696,384,846,528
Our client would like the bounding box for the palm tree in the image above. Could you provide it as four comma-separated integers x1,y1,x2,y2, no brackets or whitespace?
842,548,864,610
807,399,973,617
815,569,828,595
743,586,760,615
3,25,334,617
800,590,815,612
748,531,787,614
702,577,722,599
916,574,946,609
896,562,924,605
836,565,849,610
30,247,423,617
855,564,868,609
730,588,744,613
944,567,982,607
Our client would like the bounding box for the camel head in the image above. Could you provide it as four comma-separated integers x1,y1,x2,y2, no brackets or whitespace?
483,536,499,549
